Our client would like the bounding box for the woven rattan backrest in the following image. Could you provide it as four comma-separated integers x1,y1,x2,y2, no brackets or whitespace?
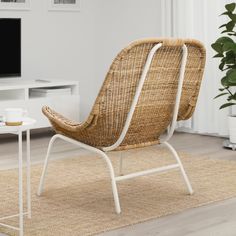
88,38,206,150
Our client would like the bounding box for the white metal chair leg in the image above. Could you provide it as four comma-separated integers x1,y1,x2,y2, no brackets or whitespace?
119,152,123,176
37,134,59,196
37,134,121,214
163,141,193,195
99,151,121,214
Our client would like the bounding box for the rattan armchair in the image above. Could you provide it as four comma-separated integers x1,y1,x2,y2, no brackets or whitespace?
38,38,206,214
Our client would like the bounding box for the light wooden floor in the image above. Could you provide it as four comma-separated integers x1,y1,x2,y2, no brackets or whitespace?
0,131,236,236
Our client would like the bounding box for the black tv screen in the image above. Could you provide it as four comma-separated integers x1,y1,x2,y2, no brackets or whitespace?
0,18,21,78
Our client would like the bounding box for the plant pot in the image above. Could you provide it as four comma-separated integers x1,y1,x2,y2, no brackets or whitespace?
228,115,236,143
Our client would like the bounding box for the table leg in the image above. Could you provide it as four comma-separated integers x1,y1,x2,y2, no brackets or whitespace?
18,131,24,236
26,130,31,219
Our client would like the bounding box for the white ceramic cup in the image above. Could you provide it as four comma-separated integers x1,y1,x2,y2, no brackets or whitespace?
4,108,27,126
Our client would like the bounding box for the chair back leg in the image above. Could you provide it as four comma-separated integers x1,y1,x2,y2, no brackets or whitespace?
118,152,124,176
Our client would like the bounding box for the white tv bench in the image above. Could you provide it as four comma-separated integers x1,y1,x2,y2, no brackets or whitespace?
0,80,79,129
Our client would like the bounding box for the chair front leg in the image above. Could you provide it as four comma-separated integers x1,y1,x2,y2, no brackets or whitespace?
99,151,121,214
37,134,59,196
37,134,121,214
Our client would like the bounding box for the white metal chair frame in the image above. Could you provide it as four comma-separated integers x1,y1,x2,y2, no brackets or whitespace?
37,43,193,214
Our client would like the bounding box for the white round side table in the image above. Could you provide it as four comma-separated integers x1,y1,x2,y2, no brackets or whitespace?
0,118,36,236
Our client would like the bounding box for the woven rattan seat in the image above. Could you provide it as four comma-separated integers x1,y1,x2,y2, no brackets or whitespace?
43,38,205,151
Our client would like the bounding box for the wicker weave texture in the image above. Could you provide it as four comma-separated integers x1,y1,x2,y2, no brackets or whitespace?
43,38,206,150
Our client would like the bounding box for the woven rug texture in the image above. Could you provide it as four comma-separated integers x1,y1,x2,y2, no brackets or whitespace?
1,146,236,236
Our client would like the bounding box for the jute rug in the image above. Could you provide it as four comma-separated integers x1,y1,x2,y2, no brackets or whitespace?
1,146,236,236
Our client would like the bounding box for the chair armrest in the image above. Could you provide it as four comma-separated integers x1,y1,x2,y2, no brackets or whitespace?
42,106,98,132
42,106,82,132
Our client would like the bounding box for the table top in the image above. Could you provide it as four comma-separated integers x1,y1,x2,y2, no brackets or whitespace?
0,118,36,134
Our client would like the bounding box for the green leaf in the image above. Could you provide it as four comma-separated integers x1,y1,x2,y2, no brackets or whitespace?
219,24,227,29
220,102,236,109
220,11,230,16
228,70,236,83
227,93,236,101
229,13,236,21
226,21,235,31
224,51,236,64
221,76,229,86
225,3,236,12
211,43,223,53
213,53,224,58
221,75,236,86
219,62,225,71
221,30,230,34
227,69,236,76
223,42,236,52
216,36,234,44
214,92,229,99
219,88,226,91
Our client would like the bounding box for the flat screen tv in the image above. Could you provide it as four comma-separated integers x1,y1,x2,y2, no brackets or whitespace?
0,18,21,78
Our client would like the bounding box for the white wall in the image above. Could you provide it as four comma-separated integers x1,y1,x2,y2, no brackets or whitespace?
0,0,162,121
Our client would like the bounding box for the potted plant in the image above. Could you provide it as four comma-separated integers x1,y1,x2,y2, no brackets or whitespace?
212,2,236,143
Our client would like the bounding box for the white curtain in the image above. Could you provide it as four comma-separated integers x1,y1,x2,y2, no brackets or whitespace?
161,0,233,136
